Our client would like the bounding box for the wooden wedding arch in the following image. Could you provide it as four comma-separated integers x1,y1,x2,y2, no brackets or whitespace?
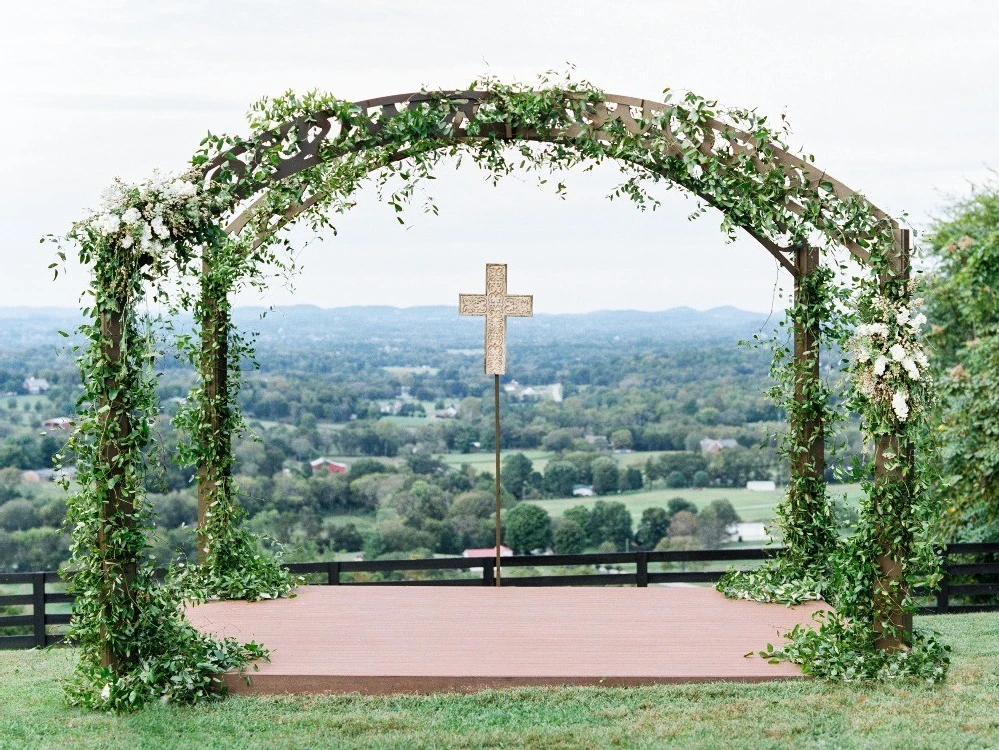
93,89,915,672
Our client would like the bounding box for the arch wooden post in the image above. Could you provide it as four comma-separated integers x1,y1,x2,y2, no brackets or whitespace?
786,246,831,564
873,228,914,651
196,256,231,564
97,304,137,669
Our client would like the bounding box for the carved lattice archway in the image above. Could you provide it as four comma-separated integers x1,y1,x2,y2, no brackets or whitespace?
79,85,918,685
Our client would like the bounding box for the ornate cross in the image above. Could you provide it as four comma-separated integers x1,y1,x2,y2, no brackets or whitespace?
459,263,534,375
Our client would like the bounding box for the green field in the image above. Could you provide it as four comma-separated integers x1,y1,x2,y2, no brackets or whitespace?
437,449,679,475
438,449,554,472
381,366,439,377
0,612,996,749
529,484,863,524
4,394,50,410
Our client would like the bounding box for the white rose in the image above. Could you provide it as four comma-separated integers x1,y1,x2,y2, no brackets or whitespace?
150,216,170,239
892,390,909,421
101,683,111,700
896,309,911,325
902,358,920,380
95,213,121,235
874,356,888,377
122,207,142,225
170,179,197,198
889,344,906,362
121,235,134,249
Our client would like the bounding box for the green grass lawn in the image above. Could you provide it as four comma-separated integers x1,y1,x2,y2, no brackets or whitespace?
0,612,996,749
529,484,863,525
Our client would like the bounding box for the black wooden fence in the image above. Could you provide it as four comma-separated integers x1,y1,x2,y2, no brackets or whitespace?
2,542,997,650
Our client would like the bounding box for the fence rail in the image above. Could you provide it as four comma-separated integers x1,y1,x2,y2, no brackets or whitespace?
3,542,997,650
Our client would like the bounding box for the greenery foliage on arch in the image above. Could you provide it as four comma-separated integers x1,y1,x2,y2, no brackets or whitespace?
54,74,944,709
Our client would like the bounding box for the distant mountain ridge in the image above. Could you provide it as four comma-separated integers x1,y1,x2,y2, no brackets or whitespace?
0,305,782,350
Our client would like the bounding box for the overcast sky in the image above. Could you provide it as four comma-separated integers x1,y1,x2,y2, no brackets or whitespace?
1,1,996,314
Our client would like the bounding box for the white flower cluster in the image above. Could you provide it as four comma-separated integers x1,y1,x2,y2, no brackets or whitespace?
850,293,929,423
89,171,202,259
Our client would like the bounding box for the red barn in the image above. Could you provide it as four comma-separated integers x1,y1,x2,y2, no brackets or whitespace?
309,457,349,475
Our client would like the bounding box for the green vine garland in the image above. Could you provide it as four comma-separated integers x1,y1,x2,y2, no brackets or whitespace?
55,174,266,709
170,236,298,602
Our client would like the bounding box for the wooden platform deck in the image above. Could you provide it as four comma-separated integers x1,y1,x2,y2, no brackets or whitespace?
186,586,828,695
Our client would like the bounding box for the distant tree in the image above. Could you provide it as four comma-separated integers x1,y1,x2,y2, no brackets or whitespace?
683,433,703,452
421,518,461,554
543,460,579,497
434,471,468,495
636,507,670,549
610,429,633,450
705,499,740,526
502,453,535,499
307,474,352,513
591,457,620,495
621,466,644,492
346,458,389,482
563,505,591,540
327,522,364,552
300,507,322,539
406,447,445,475
36,496,67,528
586,500,632,550
259,445,286,477
392,480,449,525
562,452,598,484
447,490,494,519
0,499,38,532
541,428,575,452
457,396,482,421
695,407,720,426
668,510,698,538
665,471,688,489
645,452,707,483
0,467,21,503
0,436,37,470
151,492,197,529
654,534,705,572
398,402,426,417
552,519,586,554
667,498,698,517
3,527,69,571
447,516,495,551
696,499,741,548
377,520,435,554
362,528,387,560
692,470,711,488
504,504,552,554
707,447,776,487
